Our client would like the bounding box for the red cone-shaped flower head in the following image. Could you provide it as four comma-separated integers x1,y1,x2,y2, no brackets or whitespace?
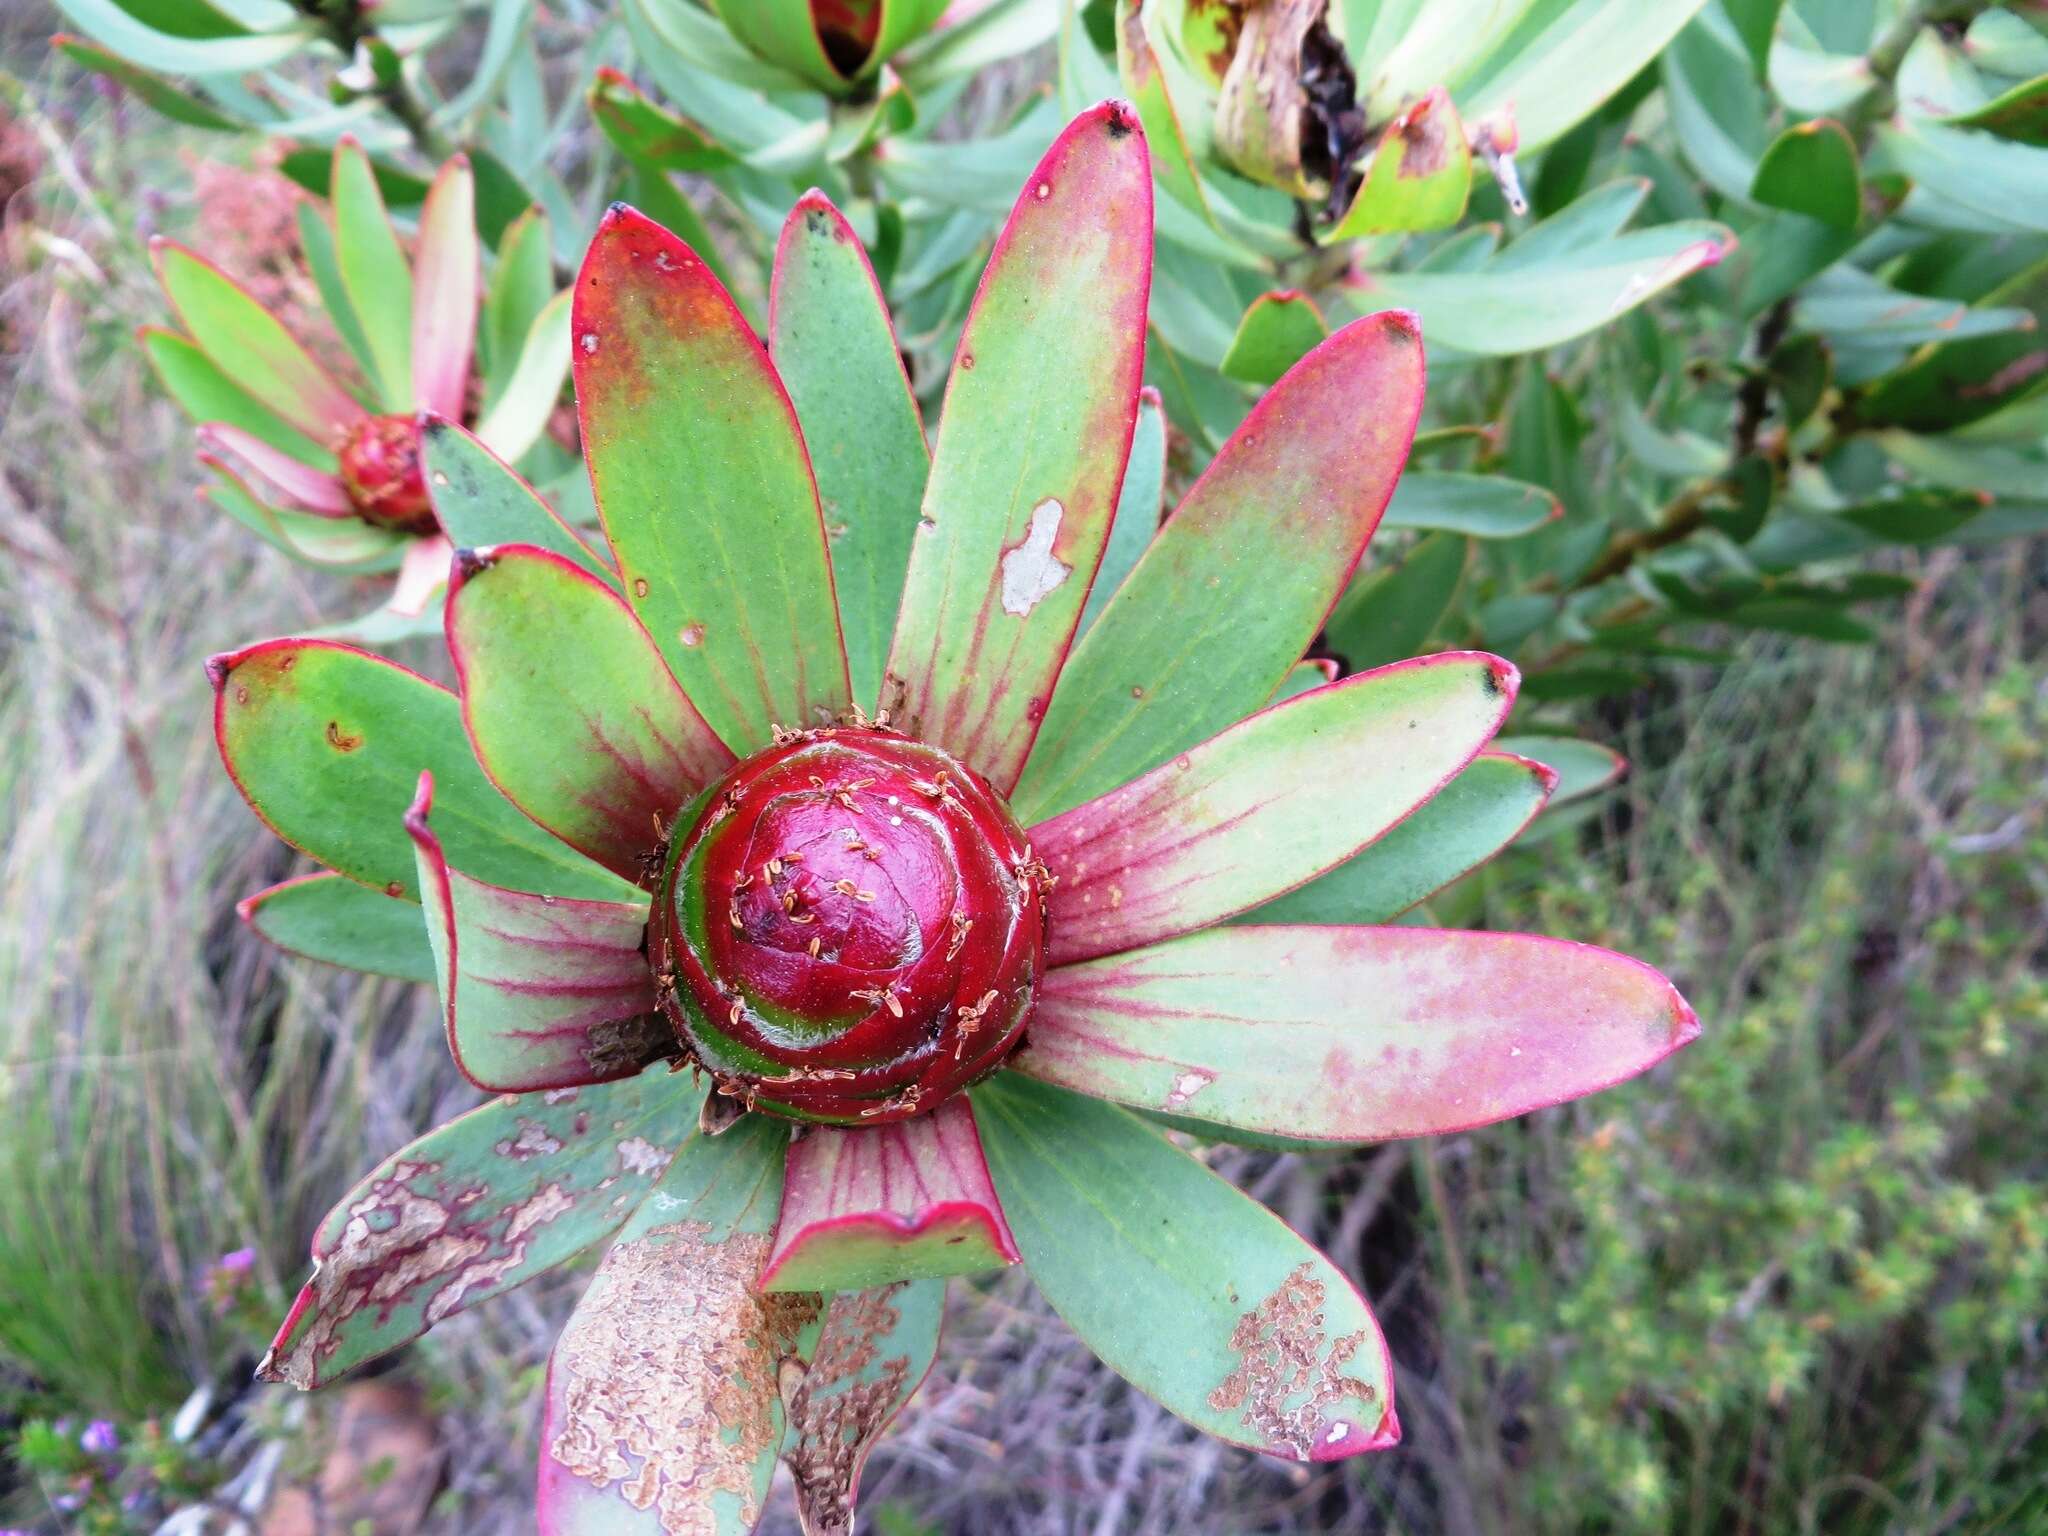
336,413,437,533
652,723,1048,1125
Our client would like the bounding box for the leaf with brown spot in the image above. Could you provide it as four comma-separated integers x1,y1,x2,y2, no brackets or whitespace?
974,1074,1397,1460
261,1067,703,1391
782,1280,944,1536
538,1114,810,1536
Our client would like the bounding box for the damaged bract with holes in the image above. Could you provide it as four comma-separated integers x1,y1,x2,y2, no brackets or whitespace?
209,101,1697,1535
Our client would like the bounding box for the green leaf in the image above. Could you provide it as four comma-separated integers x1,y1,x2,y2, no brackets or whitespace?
574,205,851,755
236,871,434,981
139,326,334,471
588,66,734,170
1077,386,1166,639
1344,223,1734,355
1751,117,1860,228
1218,289,1330,387
1017,924,1698,1141
151,239,364,441
536,1113,795,1536
53,33,240,128
420,417,613,583
480,204,554,400
52,0,309,72
882,102,1153,793
1382,471,1561,538
1489,177,1651,272
260,1067,703,1389
279,147,432,210
1836,490,1989,544
1034,652,1517,964
1456,0,1712,153
1721,599,1874,641
1492,733,1625,802
1878,118,2048,235
446,544,734,881
782,1281,945,1536
710,0,851,94
761,1097,1018,1292
406,773,667,1092
470,290,572,464
1014,311,1425,827
1661,6,1769,202
294,203,381,395
1724,0,1784,75
1324,529,1467,674
1854,256,2048,432
331,139,416,414
1115,0,1214,224
210,639,637,902
1323,88,1473,241
973,1074,1396,1459
1797,265,2035,348
1233,750,1551,925
1943,73,2048,146
201,459,407,572
768,192,932,713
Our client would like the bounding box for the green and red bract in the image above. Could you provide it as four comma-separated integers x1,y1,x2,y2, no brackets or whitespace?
652,725,1046,1125
208,101,1700,1536
147,139,571,632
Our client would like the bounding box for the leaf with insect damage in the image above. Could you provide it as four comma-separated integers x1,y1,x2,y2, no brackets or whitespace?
782,1279,945,1536
974,1073,1397,1460
537,1113,807,1536
261,1067,703,1390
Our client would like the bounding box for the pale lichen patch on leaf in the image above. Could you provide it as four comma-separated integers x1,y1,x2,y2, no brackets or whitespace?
495,1120,565,1161
998,498,1072,617
1207,1261,1376,1460
547,1224,819,1535
615,1136,669,1176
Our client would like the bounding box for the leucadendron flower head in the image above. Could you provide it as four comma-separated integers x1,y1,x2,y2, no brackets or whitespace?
211,100,1697,1535
147,138,572,634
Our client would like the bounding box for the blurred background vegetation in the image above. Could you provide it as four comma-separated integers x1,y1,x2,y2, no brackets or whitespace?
2,3,2045,1532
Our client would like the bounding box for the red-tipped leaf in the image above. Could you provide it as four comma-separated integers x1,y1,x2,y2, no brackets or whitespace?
446,543,734,882
411,154,480,418
761,1096,1019,1292
1012,309,1426,824
406,773,670,1093
1014,924,1700,1142
573,203,850,755
1033,653,1518,965
880,101,1153,790
196,422,354,515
